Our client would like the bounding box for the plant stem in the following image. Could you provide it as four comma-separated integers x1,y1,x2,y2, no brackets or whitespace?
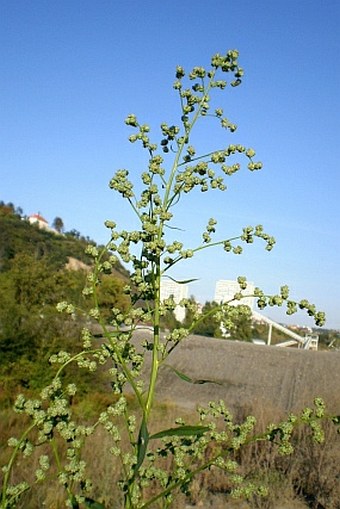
161,235,242,274
1,422,36,507
145,259,161,420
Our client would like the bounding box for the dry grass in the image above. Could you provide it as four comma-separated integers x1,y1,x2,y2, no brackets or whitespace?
1,394,340,509
2,338,340,508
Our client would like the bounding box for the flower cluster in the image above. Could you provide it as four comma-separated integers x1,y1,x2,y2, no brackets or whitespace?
1,50,330,509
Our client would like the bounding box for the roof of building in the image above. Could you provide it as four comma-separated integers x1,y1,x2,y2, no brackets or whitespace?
29,213,48,223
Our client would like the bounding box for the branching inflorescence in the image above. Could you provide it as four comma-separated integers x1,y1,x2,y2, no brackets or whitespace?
1,50,334,509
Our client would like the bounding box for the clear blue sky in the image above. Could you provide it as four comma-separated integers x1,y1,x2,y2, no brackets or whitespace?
1,0,339,329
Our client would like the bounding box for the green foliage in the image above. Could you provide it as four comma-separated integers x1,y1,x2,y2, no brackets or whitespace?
0,252,85,392
0,204,128,277
160,308,180,332
0,203,130,385
318,328,340,349
53,216,64,233
96,275,131,323
184,300,259,341
187,301,223,338
0,207,86,270
225,305,253,341
0,50,333,509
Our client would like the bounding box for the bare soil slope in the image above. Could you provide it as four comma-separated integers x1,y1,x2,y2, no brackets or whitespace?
151,335,340,417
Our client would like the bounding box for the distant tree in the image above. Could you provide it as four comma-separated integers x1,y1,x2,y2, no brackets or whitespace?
96,274,131,322
161,308,180,331
67,228,81,239
0,252,89,390
0,203,15,216
252,321,291,344
318,329,340,349
190,301,223,338
53,216,64,233
187,300,253,340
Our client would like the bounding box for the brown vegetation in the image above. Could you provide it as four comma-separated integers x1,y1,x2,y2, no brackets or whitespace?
1,337,339,508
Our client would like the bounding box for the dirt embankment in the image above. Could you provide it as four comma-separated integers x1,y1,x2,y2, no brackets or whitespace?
142,334,340,417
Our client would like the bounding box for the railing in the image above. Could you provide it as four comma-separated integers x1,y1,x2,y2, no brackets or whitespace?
252,310,318,350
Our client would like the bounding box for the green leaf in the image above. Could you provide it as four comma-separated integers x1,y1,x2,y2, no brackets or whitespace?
194,378,223,385
70,496,80,509
165,364,194,383
84,499,106,509
133,417,149,477
150,425,210,440
165,364,223,385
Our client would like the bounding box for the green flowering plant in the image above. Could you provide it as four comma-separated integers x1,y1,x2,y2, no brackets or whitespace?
1,50,337,509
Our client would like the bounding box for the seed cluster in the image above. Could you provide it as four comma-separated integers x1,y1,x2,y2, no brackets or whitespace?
1,50,330,509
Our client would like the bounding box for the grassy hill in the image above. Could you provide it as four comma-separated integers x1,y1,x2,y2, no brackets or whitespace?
0,201,131,396
0,202,129,278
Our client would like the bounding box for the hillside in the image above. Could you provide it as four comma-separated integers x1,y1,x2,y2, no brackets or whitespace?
0,202,129,278
0,202,131,395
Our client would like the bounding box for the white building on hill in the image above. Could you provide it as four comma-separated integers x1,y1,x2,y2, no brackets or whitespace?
28,213,51,231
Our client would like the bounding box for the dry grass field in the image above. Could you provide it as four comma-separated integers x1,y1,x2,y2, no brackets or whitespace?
148,334,340,508
1,336,340,508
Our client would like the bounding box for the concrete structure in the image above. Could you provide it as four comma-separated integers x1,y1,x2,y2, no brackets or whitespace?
252,310,319,350
214,279,255,309
160,279,189,322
